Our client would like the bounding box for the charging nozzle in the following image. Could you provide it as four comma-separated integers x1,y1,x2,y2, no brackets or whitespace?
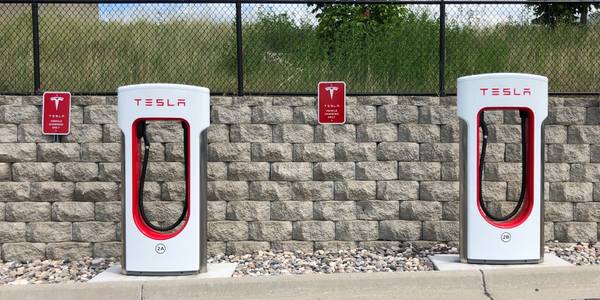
519,109,529,119
136,121,147,139
479,112,489,142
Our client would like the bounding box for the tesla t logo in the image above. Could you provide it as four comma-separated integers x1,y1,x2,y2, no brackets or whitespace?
134,98,186,107
480,88,531,96
50,96,64,110
324,86,339,99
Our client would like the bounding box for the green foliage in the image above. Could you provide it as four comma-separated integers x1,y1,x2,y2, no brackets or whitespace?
311,4,410,52
283,4,439,92
239,7,440,93
529,3,600,26
241,11,319,92
0,6,599,94
247,11,306,53
0,12,34,93
0,11,237,93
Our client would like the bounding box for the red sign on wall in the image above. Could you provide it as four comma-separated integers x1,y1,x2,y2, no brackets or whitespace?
318,81,346,124
42,92,71,135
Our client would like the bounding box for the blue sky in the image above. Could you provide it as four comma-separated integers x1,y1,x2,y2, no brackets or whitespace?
99,3,308,23
98,3,593,26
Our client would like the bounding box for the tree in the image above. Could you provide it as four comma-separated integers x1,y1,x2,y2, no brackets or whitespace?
529,3,599,26
309,4,410,52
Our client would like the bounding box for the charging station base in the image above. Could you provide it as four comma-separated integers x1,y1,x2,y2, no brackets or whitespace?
429,254,572,271
89,263,238,283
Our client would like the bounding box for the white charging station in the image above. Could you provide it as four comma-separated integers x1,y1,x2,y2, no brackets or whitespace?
118,83,209,275
458,73,547,264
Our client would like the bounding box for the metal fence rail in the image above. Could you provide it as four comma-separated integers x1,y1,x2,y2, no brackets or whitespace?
1,0,599,96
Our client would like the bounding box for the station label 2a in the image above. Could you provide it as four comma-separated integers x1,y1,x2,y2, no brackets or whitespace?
42,92,71,135
318,82,346,124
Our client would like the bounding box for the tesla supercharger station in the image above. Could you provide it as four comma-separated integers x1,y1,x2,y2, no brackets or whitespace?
118,84,209,275
458,73,547,264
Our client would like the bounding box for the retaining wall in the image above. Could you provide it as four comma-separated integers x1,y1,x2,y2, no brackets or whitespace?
0,95,598,261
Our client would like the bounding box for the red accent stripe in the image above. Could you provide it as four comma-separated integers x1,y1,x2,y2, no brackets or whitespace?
476,107,535,229
131,118,190,240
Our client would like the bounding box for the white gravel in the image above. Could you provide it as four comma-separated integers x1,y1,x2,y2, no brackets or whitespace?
1,243,598,285
211,244,452,277
0,257,118,285
547,242,600,265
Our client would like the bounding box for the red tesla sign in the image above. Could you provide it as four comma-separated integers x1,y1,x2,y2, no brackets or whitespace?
318,81,346,124
42,92,71,135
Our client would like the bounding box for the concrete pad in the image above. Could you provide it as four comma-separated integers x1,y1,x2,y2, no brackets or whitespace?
484,265,600,300
89,263,237,283
141,270,487,300
429,253,572,271
0,282,141,300
6,267,600,300
2,270,486,300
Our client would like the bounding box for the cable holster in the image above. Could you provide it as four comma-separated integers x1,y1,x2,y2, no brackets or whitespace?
478,110,528,222
137,121,189,232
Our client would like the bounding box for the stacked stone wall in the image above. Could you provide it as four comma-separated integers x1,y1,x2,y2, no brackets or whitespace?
0,95,598,261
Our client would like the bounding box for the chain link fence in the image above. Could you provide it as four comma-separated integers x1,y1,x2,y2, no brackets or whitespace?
1,1,599,95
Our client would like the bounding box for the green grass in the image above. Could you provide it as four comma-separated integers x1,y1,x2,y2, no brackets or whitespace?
0,12,34,93
0,10,598,94
445,22,600,92
242,12,440,93
1,11,237,93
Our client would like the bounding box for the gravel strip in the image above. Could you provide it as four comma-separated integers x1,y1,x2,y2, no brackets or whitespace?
210,243,460,277
0,257,118,285
1,243,598,285
547,242,600,265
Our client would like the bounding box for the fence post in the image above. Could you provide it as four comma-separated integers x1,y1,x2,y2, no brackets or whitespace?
32,2,41,94
235,0,244,96
438,0,446,97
